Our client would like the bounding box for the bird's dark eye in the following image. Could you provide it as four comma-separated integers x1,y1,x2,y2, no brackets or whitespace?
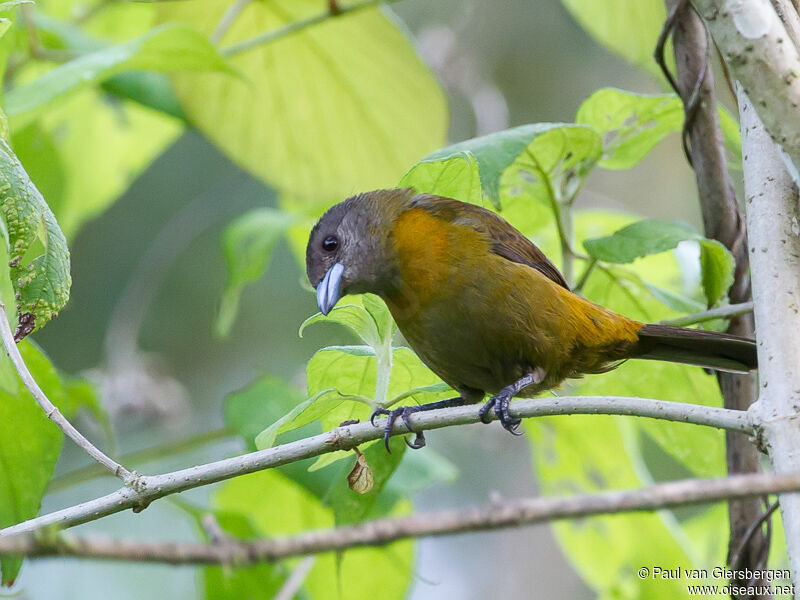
322,235,339,252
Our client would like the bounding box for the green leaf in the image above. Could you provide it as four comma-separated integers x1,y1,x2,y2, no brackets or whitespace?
576,88,743,172
559,0,667,77
101,71,187,120
224,375,305,451
0,341,66,585
216,208,294,337
576,89,683,169
398,155,482,205
253,388,356,450
0,138,71,336
257,344,448,468
306,346,446,432
158,0,447,201
299,294,391,350
584,219,700,263
402,123,601,209
6,23,233,118
210,470,414,600
699,240,735,308
583,218,735,305
527,415,701,598
11,88,182,239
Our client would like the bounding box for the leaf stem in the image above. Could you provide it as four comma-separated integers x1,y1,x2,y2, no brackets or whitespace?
47,428,234,494
658,301,754,327
573,258,598,294
219,0,401,58
210,0,251,44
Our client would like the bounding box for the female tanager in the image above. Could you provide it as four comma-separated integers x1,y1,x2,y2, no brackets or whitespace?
305,188,757,450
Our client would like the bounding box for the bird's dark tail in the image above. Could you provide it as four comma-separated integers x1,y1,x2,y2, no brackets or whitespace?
633,324,758,374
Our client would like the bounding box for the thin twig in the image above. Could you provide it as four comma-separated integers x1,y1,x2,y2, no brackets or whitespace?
210,0,252,44
1,471,799,565
272,556,315,600
659,302,754,327
220,0,401,58
573,258,598,294
0,395,752,537
0,302,133,484
47,428,234,494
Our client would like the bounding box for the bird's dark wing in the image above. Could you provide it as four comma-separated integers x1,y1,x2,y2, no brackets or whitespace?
410,194,570,290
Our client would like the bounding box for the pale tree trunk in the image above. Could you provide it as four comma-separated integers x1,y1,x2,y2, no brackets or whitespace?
739,89,800,585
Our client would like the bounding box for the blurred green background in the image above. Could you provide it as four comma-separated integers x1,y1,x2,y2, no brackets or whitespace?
16,0,708,598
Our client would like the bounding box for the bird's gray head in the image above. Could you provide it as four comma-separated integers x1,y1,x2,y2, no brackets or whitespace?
305,189,414,314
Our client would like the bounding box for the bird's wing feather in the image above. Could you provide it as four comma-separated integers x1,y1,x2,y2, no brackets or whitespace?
411,194,570,290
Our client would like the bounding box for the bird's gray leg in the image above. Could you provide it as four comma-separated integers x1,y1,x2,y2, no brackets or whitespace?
370,397,465,452
478,367,546,434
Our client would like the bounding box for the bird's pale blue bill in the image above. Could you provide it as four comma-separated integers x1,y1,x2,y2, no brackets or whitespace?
316,262,344,315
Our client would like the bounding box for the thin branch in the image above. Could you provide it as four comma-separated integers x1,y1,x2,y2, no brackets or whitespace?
220,0,400,58
2,471,800,565
0,396,753,537
659,302,754,327
572,258,598,294
0,303,133,485
273,556,315,600
210,0,252,44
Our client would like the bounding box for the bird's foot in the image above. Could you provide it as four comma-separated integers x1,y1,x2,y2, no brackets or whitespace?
370,406,426,452
478,368,546,435
478,391,522,434
369,396,465,453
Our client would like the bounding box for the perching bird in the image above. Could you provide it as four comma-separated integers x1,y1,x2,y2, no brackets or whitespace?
306,189,757,450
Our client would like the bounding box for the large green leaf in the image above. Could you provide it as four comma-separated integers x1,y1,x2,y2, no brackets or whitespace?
11,88,182,239
158,0,447,201
575,88,742,171
576,89,683,170
6,23,232,118
559,0,667,77
224,374,305,451
0,138,70,336
216,208,295,337
209,470,413,600
401,123,601,210
583,219,735,306
0,341,66,585
528,415,703,598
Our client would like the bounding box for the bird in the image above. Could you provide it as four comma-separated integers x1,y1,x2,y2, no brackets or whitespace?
305,188,757,450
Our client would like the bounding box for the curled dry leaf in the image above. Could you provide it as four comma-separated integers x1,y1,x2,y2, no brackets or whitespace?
347,450,374,495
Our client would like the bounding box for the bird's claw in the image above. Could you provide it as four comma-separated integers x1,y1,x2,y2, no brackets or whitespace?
479,393,523,435
369,406,426,452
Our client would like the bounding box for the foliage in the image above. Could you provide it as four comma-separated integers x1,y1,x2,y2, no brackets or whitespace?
0,1,768,599
558,0,667,77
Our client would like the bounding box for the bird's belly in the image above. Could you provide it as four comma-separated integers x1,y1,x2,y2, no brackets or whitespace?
391,300,528,398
